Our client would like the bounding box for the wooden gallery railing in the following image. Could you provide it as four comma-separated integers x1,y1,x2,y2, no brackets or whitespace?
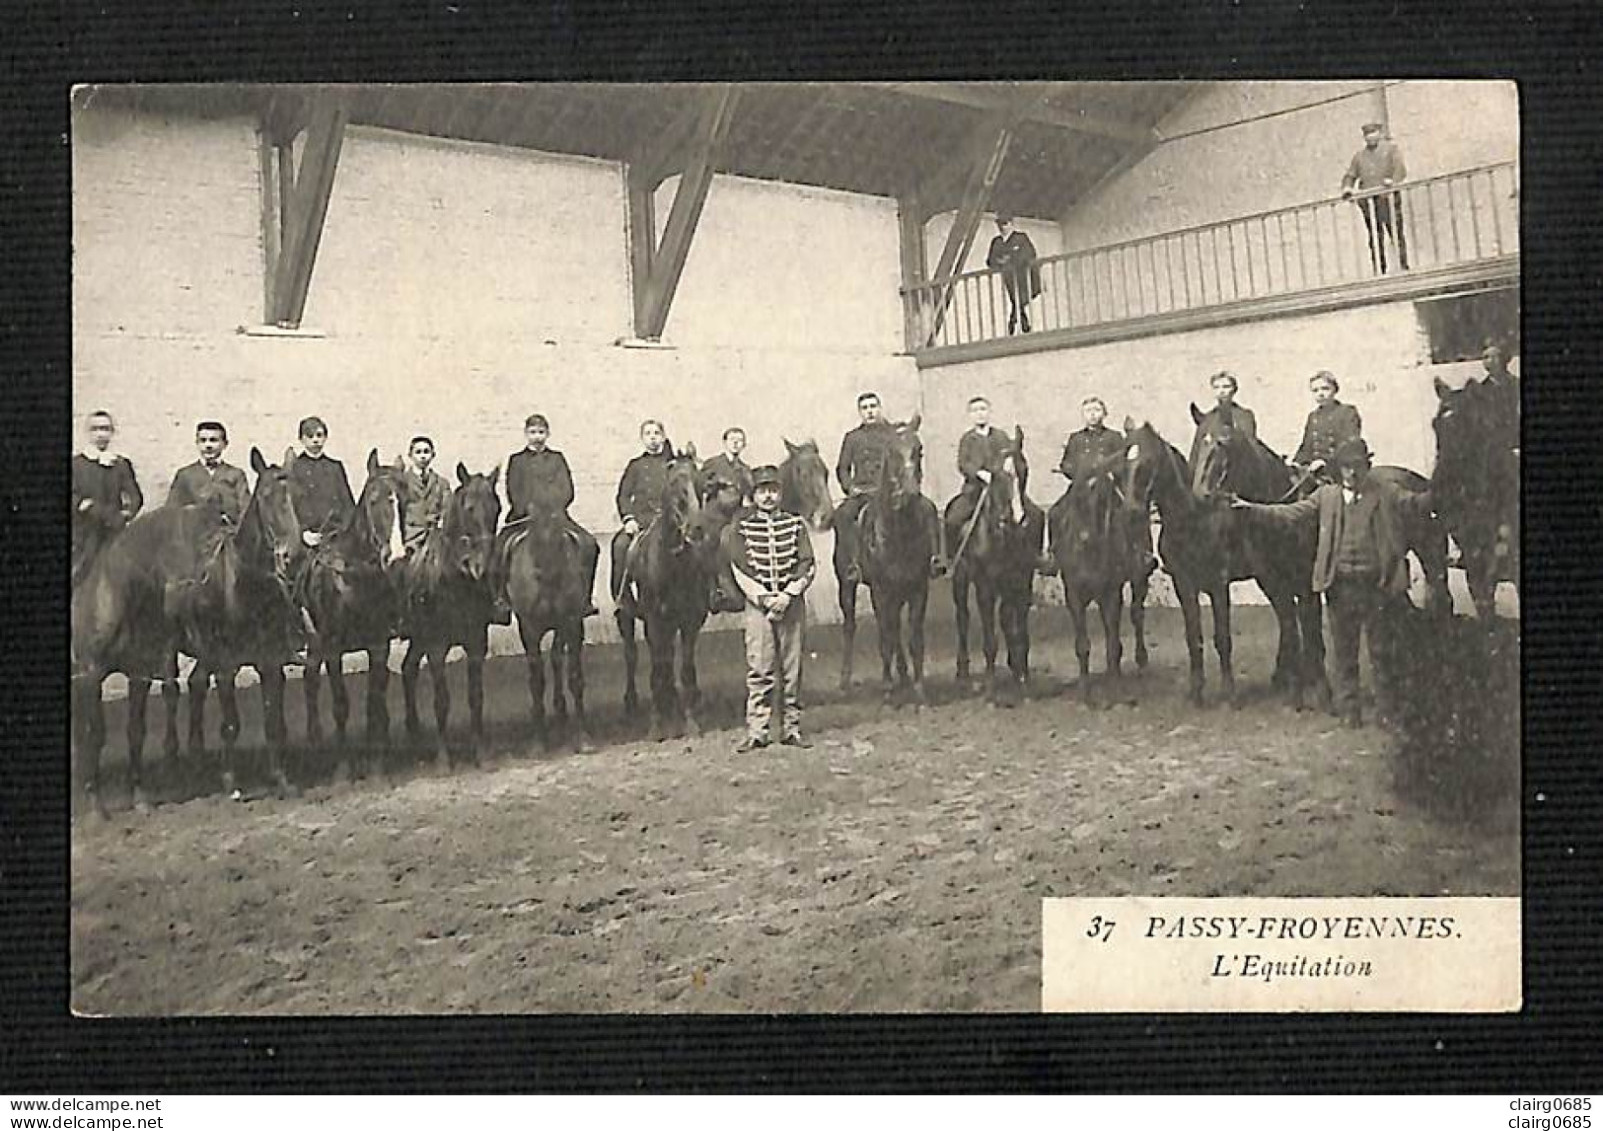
903,161,1520,354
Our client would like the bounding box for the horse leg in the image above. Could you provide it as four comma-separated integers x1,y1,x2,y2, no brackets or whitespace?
427,645,451,773
1067,594,1092,702
126,675,152,811
838,571,859,690
326,657,352,776
1210,586,1238,707
1468,552,1499,620
525,631,549,750
74,674,110,823
549,636,569,733
565,624,593,752
1174,585,1206,706
260,664,293,799
401,639,425,743
465,632,488,764
681,625,704,737
868,588,896,704
162,654,183,763
1300,593,1332,713
186,664,209,762
216,666,242,795
1414,518,1453,616
908,585,929,708
643,616,674,740
1105,587,1132,705
1130,573,1151,670
978,584,1000,698
362,644,390,778
617,609,640,717
1266,590,1303,710
952,571,972,687
303,657,326,751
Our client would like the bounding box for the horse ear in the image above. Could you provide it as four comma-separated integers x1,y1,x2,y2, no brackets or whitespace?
367,448,380,476
1189,402,1204,425
488,465,500,488
1433,375,1451,400
684,441,698,462
283,447,298,469
1014,425,1025,451
250,446,267,475
783,437,799,454
456,461,470,486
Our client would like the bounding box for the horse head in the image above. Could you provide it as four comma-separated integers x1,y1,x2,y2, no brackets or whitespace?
450,462,502,582
356,448,407,567
881,415,924,509
661,446,704,551
781,437,836,532
246,445,304,582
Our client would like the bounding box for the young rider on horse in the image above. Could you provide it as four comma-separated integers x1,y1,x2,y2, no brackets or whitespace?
287,415,356,655
610,419,676,602
491,413,600,621
72,410,144,590
835,392,943,582
945,395,1016,537
1289,370,1363,486
166,420,251,525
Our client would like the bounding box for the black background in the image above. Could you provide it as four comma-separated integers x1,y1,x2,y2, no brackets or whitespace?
4,0,1600,1093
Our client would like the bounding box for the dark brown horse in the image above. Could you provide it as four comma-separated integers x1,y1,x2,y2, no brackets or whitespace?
300,450,404,778
835,416,938,704
1431,377,1519,618
1178,408,1329,709
778,438,837,533
399,464,502,768
71,447,296,818
946,427,1045,703
164,449,305,800
505,493,596,754
615,442,717,739
1049,444,1150,705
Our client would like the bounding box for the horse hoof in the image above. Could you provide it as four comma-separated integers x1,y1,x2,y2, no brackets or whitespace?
131,788,151,814
434,752,451,775
684,717,702,739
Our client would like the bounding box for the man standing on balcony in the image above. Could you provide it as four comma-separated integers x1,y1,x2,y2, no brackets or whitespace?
1342,121,1410,274
987,213,1042,335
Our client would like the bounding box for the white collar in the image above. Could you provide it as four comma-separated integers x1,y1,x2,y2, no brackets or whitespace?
80,447,121,467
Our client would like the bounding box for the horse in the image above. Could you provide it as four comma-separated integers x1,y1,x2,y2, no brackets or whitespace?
835,416,938,704
778,437,837,533
1431,377,1519,618
945,427,1045,703
299,450,405,778
1048,444,1150,706
398,464,502,768
501,495,600,756
70,447,293,819
163,448,306,800
1181,406,1330,710
614,441,717,740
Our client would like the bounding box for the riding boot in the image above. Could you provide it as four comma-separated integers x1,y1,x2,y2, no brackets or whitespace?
926,507,948,578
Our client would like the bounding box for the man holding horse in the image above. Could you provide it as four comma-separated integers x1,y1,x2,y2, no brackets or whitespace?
611,418,676,601
72,410,144,589
836,392,942,582
724,464,818,751
1231,437,1410,729
1290,371,1364,484
166,420,251,525
493,413,600,620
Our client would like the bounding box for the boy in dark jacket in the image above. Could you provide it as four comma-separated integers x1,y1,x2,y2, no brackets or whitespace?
166,420,251,525
493,414,599,619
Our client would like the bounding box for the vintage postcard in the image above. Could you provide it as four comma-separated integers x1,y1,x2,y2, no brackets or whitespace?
69,80,1518,1014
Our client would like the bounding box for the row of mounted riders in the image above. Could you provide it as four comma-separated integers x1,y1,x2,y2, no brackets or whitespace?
70,379,1516,819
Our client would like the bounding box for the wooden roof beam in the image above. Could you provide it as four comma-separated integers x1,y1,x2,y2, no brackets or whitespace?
862,82,1162,144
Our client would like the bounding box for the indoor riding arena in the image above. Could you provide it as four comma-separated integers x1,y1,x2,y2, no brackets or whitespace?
70,80,1520,1014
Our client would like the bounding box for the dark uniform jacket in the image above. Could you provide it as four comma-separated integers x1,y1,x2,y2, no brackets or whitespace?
401,468,450,549
73,451,144,533
836,421,899,495
699,453,755,506
167,460,251,524
986,231,1043,299
957,427,1016,487
1242,482,1411,595
1214,402,1258,442
616,450,673,524
1293,401,1363,466
1471,373,1520,451
507,447,576,522
1059,425,1127,482
290,453,356,534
